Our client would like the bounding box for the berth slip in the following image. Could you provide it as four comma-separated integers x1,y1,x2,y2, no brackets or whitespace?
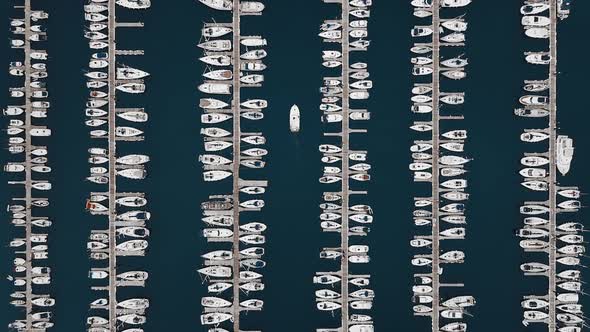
197,1,268,332
409,0,475,331
83,1,152,332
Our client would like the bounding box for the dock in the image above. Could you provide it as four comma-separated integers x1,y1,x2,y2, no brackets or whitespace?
5,0,53,330
316,0,373,331
197,2,268,331
231,0,242,329
517,1,584,331
430,2,441,329
547,1,558,330
410,1,473,331
84,1,150,331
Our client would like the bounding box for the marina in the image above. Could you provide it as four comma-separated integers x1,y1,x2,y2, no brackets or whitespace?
409,0,475,331
1,1,590,332
197,0,268,331
83,1,151,332
515,1,585,332
315,0,374,331
5,0,53,331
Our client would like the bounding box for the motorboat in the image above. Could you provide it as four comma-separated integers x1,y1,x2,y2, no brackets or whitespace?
440,94,464,105
410,123,432,132
200,54,231,66
525,27,549,39
520,239,548,250
441,0,471,7
199,154,231,166
118,210,151,221
242,111,263,121
118,298,149,310
205,141,232,152
411,27,433,37
521,156,549,166
116,82,145,94
199,0,232,10
521,180,548,191
201,127,231,138
202,113,232,124
117,66,149,79
317,301,341,311
198,39,231,51
200,98,229,109
556,135,574,175
514,108,549,117
117,154,150,165
442,130,467,139
441,32,465,43
519,168,546,178
441,58,468,68
516,228,549,238
203,228,232,238
240,1,265,13
117,227,149,238
202,26,232,38
115,126,143,137
118,110,148,122
200,312,232,325
525,53,550,64
521,3,549,15
199,82,231,95
442,296,475,308
520,205,550,215
520,262,549,273
202,215,233,227
208,282,232,293
241,36,267,47
442,70,467,80
442,19,468,32
202,296,231,308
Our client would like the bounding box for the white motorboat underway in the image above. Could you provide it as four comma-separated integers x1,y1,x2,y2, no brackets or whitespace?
290,104,300,132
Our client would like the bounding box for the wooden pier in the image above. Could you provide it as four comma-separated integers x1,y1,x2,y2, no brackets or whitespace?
410,2,472,331
340,1,350,330
198,3,267,332
231,0,242,329
430,2,441,330
106,0,118,328
546,1,558,331
317,0,372,331
84,1,150,331
8,0,53,330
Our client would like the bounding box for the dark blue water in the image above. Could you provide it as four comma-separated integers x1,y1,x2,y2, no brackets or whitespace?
1,1,590,331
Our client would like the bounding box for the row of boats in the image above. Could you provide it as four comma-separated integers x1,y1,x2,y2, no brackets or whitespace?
516,2,585,331
314,1,374,332
5,5,55,331
409,0,475,330
197,1,268,330
83,1,152,331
